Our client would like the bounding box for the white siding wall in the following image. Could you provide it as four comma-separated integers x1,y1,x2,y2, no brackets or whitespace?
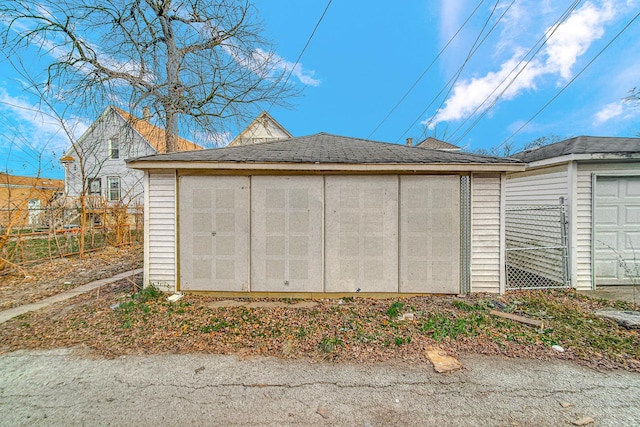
575,162,640,289
145,171,177,290
66,108,156,207
470,174,503,293
505,165,569,205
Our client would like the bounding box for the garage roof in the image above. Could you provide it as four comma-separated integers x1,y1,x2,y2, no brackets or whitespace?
513,136,640,163
128,133,522,171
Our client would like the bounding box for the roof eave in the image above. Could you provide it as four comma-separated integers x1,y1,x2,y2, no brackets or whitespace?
525,152,640,169
127,160,525,173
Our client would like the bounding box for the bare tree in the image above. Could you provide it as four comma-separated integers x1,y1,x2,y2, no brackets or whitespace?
1,0,297,152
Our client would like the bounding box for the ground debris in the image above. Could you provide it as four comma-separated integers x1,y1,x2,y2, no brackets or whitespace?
571,416,595,426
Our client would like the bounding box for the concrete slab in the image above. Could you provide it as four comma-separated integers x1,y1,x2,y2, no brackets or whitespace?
425,347,463,373
206,300,318,309
577,286,639,306
595,310,640,329
0,269,143,324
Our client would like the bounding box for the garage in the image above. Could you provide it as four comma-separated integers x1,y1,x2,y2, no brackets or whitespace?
594,176,640,285
129,133,523,295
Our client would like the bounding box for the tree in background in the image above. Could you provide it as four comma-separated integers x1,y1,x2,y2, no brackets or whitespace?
0,0,297,152
474,134,563,157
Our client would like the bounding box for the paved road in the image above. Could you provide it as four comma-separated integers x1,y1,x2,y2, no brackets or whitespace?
1,349,638,426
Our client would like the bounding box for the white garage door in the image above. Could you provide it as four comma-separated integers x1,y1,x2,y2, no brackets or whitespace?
179,176,249,291
251,176,324,292
594,176,640,285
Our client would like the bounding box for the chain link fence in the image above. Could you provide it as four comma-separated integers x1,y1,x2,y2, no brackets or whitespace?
505,202,569,289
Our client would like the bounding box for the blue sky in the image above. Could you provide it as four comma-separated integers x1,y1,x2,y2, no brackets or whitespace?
1,0,639,179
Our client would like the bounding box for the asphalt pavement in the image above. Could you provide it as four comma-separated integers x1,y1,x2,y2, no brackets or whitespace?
1,348,638,426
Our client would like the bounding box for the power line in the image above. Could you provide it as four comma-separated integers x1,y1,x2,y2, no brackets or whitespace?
272,0,332,99
499,10,640,149
395,0,512,143
448,0,584,144
366,0,487,139
420,0,508,133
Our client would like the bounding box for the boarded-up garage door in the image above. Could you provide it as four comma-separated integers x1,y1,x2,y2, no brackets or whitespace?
325,176,399,292
251,176,323,292
400,176,460,293
179,176,249,291
595,176,640,285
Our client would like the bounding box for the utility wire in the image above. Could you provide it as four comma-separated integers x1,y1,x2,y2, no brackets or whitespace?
395,0,511,143
420,0,507,134
448,0,584,144
269,0,332,111
498,10,640,149
366,0,487,139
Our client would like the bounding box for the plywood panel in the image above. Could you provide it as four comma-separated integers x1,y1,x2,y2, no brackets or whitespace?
179,176,249,291
400,176,460,293
325,176,398,292
251,176,323,292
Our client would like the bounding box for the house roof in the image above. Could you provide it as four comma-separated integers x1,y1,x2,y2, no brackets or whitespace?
128,133,523,172
227,111,293,147
0,172,64,190
512,136,640,163
416,137,461,151
112,107,203,153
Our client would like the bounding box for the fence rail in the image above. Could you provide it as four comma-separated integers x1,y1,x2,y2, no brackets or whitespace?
1,206,143,268
505,203,569,290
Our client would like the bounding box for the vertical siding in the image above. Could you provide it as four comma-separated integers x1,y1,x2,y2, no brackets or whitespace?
470,174,502,293
575,162,640,290
505,165,569,205
147,171,176,290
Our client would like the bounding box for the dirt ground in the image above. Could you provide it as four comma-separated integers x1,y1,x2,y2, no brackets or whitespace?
0,245,142,310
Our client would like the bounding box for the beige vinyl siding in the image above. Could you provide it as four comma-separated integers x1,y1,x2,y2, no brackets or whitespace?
505,164,569,206
470,174,503,293
575,162,640,289
146,171,177,290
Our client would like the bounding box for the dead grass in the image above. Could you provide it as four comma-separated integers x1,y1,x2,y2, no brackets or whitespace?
0,245,142,310
1,276,638,372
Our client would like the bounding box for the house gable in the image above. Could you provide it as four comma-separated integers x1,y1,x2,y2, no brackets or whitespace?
227,111,293,147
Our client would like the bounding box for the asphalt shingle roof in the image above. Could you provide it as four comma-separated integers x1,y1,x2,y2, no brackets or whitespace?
512,136,640,163
129,133,521,165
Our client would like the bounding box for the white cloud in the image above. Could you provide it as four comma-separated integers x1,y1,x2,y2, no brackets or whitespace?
426,1,620,128
544,1,615,80
0,85,87,155
595,101,624,124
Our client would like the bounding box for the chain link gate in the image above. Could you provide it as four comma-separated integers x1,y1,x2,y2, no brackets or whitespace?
505,199,569,290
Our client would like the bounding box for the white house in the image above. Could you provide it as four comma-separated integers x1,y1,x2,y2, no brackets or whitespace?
128,133,524,296
506,136,640,289
61,106,202,210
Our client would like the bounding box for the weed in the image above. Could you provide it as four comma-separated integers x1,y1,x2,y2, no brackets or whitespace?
452,300,485,312
387,301,405,319
394,336,411,346
318,336,344,353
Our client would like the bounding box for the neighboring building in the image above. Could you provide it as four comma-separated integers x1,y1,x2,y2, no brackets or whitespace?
0,172,64,229
505,136,640,289
415,137,461,151
227,111,292,147
128,133,524,294
61,105,202,210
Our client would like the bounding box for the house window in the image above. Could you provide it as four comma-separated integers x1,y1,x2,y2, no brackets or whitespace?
109,138,119,159
107,176,121,201
88,178,101,195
